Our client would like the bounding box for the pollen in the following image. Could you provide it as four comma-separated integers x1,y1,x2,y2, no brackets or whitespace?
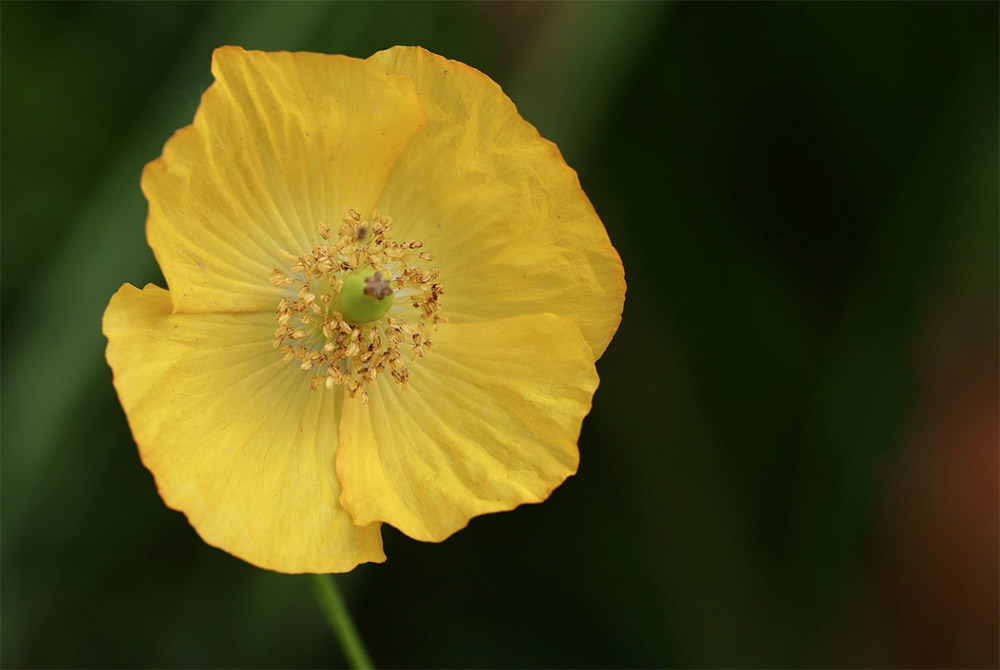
270,209,444,402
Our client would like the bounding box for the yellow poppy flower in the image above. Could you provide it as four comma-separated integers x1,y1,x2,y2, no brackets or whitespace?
103,46,625,574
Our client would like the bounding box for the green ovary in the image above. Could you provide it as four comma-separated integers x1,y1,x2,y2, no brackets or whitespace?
338,267,394,324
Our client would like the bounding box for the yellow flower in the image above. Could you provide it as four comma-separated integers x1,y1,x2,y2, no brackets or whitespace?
103,46,625,574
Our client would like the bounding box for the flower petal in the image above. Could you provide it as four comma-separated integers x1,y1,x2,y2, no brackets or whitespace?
336,314,598,542
370,46,625,360
145,47,426,314
103,284,384,573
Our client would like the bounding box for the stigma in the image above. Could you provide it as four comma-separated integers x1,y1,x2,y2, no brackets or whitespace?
269,209,443,402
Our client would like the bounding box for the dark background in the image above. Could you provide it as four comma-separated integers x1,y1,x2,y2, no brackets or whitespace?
2,2,997,668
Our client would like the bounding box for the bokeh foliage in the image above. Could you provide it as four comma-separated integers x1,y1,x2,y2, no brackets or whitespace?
2,2,996,668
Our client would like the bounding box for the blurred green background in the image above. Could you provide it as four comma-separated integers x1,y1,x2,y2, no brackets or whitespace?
2,2,997,668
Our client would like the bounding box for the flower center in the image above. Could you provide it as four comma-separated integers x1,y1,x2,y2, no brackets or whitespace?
339,268,394,324
269,209,444,403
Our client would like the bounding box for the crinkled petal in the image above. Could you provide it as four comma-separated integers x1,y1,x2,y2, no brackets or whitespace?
145,46,426,314
370,46,625,360
336,314,598,542
103,284,384,573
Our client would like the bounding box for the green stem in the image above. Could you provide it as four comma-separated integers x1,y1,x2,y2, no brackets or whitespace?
310,574,375,669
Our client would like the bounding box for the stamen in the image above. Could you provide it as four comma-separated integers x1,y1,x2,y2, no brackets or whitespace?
270,209,444,401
